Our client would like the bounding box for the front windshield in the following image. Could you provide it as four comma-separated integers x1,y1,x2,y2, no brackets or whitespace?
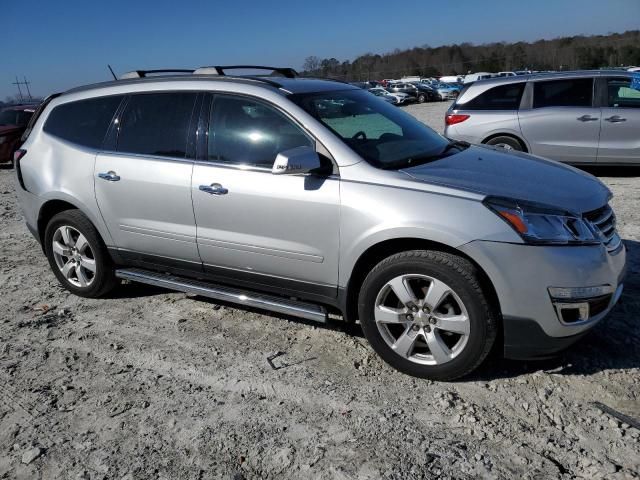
290,89,454,169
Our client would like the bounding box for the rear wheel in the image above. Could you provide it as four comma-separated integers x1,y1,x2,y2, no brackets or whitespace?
417,94,426,104
485,135,523,151
44,210,118,298
358,250,498,380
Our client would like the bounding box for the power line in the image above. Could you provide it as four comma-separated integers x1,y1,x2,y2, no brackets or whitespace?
11,76,32,101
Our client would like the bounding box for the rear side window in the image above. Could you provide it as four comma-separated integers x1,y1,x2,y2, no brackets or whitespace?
117,92,198,158
459,83,524,110
533,78,593,108
43,95,124,148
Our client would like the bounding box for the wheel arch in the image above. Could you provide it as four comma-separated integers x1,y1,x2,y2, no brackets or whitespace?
37,197,112,251
342,238,502,327
481,132,529,152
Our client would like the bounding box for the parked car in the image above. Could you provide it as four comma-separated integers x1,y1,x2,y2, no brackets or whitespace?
368,87,406,105
0,104,37,166
386,82,418,101
429,82,460,100
408,83,439,103
445,70,640,165
16,66,625,380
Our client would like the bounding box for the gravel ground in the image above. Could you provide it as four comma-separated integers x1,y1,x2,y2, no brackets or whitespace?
1,104,639,479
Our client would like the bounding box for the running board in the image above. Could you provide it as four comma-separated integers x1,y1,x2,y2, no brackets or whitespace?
115,268,328,323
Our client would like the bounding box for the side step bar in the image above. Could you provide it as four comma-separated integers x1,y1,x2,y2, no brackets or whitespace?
115,268,327,323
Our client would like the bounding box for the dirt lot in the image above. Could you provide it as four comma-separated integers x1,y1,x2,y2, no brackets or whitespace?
1,103,639,479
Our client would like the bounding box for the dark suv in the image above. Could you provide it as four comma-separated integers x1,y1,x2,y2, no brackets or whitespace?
0,104,37,166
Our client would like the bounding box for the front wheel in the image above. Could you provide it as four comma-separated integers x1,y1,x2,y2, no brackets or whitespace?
417,94,426,104
358,250,498,380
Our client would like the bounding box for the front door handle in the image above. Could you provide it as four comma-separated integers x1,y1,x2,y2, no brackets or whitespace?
98,171,120,182
199,183,228,195
577,115,598,122
605,115,626,123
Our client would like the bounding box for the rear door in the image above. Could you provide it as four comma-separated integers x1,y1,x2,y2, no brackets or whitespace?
94,91,202,269
597,76,640,164
518,77,600,163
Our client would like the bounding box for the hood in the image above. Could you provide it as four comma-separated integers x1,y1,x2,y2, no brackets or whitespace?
401,145,610,214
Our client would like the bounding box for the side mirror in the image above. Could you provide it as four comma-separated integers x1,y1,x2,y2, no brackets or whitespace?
272,146,323,175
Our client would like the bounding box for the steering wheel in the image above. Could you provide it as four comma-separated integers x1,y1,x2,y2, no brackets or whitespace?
352,131,367,141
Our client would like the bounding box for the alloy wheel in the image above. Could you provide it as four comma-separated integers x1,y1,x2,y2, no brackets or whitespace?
374,274,471,365
51,225,97,288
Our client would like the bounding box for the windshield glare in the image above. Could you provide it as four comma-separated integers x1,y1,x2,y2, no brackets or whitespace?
290,89,450,169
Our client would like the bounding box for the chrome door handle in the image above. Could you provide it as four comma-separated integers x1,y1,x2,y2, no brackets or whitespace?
605,115,626,123
199,183,228,195
577,115,598,122
98,171,120,182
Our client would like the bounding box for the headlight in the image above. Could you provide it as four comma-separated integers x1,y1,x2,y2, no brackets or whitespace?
484,197,599,245
0,136,6,144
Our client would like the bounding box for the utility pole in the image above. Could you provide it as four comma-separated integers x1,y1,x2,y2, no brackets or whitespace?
12,76,23,101
23,76,32,99
11,76,33,101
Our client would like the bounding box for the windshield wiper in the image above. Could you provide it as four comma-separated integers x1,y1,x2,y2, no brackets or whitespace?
383,140,470,170
440,139,470,155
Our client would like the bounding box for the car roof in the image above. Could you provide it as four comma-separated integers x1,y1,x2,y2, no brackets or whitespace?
470,69,633,87
63,75,358,98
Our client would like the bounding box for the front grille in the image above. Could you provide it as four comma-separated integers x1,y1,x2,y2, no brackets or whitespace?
583,204,622,253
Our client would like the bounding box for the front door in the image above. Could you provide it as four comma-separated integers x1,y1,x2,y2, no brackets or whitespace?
597,76,640,164
191,94,340,299
518,77,600,164
95,91,201,267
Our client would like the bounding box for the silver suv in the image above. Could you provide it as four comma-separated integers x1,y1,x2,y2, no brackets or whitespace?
15,66,626,380
445,70,640,165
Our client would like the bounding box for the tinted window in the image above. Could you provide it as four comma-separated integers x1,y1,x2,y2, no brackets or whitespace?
43,96,123,148
208,95,313,168
461,82,525,110
117,92,197,158
607,77,640,108
533,78,593,108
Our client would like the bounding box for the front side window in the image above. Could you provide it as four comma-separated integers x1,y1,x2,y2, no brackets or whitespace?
607,77,640,108
533,78,593,108
460,82,525,110
43,95,124,148
207,95,313,168
291,89,452,169
117,92,197,158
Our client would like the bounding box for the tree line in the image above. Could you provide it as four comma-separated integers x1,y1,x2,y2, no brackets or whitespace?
302,30,640,81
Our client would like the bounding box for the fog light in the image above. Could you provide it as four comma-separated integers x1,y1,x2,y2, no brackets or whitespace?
548,285,613,300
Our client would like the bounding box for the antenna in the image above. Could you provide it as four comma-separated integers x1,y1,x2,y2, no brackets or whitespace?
107,64,117,80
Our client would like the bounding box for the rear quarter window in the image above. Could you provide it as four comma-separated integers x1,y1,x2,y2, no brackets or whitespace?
456,82,525,111
43,95,124,149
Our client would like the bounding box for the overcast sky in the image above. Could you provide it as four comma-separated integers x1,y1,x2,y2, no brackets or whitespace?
3,0,640,99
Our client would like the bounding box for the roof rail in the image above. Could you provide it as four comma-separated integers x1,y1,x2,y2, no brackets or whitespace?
193,65,298,78
119,69,195,79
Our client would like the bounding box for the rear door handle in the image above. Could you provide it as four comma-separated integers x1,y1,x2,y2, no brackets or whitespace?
605,115,626,123
98,171,120,182
577,115,598,122
199,183,228,195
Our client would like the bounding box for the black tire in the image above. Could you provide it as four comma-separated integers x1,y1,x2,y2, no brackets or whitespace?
44,209,118,298
417,94,426,104
485,135,523,152
358,250,498,381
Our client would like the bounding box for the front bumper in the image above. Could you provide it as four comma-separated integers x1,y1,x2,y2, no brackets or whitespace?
459,240,627,358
